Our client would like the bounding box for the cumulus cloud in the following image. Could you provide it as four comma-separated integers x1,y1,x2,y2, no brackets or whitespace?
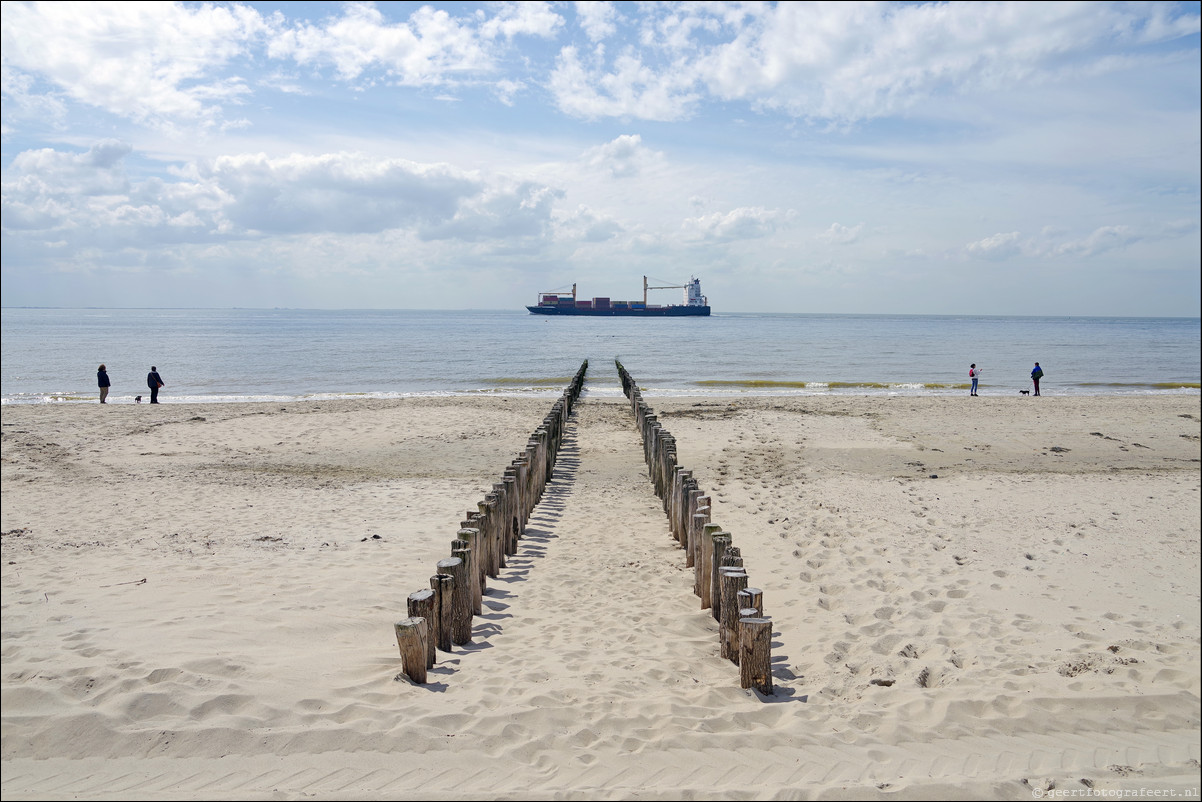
268,3,491,83
548,2,1202,122
683,206,790,242
2,143,563,250
478,1,563,41
575,1,619,43
966,225,1149,261
4,1,1195,131
583,134,660,178
0,1,265,129
1046,225,1141,257
820,222,864,245
548,45,700,121
418,180,562,242
554,204,624,242
965,231,1023,260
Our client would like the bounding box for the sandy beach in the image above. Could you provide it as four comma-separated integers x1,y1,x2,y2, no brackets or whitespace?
2,392,1199,800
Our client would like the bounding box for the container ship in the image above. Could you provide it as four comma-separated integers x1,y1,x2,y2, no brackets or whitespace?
527,276,710,316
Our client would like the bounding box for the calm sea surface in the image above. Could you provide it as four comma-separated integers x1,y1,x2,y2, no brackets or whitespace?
1,308,1198,404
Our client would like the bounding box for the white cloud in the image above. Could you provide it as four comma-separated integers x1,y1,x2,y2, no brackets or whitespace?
966,231,1022,260
582,134,660,178
267,3,491,83
554,204,623,243
820,222,864,245
0,1,265,129
966,225,1152,261
478,2,563,41
683,206,790,242
575,1,619,43
1046,225,1141,257
2,143,565,252
549,2,1202,122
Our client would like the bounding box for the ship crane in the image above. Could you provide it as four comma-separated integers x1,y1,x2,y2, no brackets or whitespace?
644,275,707,307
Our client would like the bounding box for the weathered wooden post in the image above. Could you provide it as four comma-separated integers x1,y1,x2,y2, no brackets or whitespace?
394,617,428,684
407,589,436,668
710,533,732,620
739,616,773,694
670,467,690,535
503,474,520,552
692,512,706,567
699,523,723,605
458,527,484,615
429,573,453,652
437,556,472,646
738,587,764,618
476,497,499,577
683,487,703,550
719,568,749,662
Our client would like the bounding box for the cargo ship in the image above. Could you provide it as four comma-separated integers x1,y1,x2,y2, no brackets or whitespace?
527,276,710,316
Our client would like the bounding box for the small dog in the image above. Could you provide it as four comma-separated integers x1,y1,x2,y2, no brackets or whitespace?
135,395,142,403
1019,390,1030,396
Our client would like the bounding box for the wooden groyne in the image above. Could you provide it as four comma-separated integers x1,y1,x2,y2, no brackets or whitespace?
394,361,589,684
615,360,774,695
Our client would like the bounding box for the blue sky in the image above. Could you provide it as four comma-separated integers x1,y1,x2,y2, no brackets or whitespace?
2,1,1199,315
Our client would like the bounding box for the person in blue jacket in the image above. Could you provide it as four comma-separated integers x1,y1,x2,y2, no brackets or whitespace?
147,366,164,404
1031,362,1043,396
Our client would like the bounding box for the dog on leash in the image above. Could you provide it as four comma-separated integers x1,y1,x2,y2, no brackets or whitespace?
1019,390,1030,396
135,395,143,403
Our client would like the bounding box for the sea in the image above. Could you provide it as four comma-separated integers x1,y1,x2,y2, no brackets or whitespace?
1,308,1198,405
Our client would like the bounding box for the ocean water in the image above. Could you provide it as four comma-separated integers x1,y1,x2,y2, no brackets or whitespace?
1,308,1198,404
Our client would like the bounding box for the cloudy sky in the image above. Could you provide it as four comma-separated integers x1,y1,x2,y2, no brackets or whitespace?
2,1,1199,315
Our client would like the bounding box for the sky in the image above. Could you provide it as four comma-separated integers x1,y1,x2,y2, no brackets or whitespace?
1,1,1199,316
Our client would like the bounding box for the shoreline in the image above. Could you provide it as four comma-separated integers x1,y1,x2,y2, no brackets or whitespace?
3,394,1199,798
4,383,1200,406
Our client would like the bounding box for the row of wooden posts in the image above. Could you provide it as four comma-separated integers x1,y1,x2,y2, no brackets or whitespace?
616,360,774,695
393,360,589,684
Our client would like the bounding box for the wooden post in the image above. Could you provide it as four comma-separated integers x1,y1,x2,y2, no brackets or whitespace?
683,487,702,549
739,617,773,694
437,557,471,646
394,617,428,684
503,475,520,552
429,573,453,652
458,527,484,615
699,523,723,605
407,589,436,668
720,568,749,662
710,533,731,620
689,507,709,569
738,587,764,618
451,548,473,645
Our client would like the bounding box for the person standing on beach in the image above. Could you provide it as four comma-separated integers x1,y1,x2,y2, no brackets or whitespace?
147,366,164,404
97,364,110,404
1031,362,1043,396
969,364,980,396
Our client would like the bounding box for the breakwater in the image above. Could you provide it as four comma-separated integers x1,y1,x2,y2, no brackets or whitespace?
616,360,774,694
393,361,588,683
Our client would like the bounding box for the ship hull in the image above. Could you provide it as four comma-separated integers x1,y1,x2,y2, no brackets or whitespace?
527,305,710,317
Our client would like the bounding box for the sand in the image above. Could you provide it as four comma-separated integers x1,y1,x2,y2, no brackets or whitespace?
2,391,1199,800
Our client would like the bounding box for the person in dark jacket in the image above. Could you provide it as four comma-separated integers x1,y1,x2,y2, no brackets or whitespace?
97,364,111,404
147,366,164,404
1031,362,1043,396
